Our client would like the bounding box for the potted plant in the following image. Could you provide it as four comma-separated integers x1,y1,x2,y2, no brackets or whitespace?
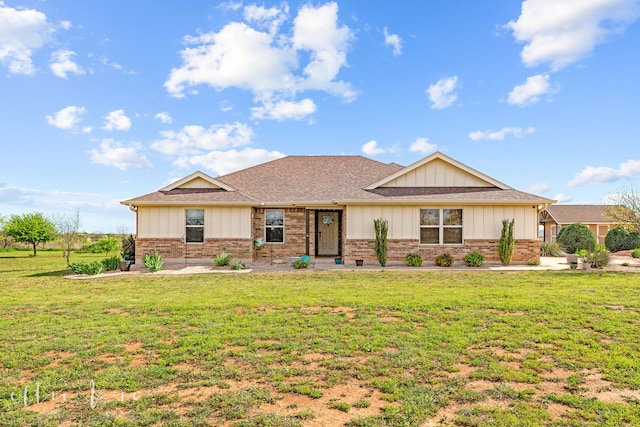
120,234,135,271
566,253,579,269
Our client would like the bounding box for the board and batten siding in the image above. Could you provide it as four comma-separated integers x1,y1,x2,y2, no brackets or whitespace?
137,206,252,239
381,158,492,187
347,205,539,240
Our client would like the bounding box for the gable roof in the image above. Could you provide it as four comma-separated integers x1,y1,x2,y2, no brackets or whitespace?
543,205,613,224
365,151,511,190
121,154,554,207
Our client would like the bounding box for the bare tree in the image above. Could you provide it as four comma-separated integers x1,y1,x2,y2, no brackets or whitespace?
53,211,82,265
604,186,640,232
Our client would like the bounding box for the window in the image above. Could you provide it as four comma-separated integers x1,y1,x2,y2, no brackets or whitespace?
265,209,284,243
420,208,463,244
186,209,204,243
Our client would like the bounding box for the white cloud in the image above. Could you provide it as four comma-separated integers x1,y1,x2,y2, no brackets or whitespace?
154,112,172,124
176,147,286,175
102,109,132,131
506,0,640,70
165,2,355,118
527,182,550,194
89,139,152,171
49,50,84,79
568,159,640,187
0,3,54,74
151,122,254,156
426,76,459,109
362,140,387,156
45,105,86,130
468,126,536,141
244,2,289,35
220,100,234,112
554,193,572,203
383,27,402,56
507,74,555,106
251,98,316,120
409,137,438,154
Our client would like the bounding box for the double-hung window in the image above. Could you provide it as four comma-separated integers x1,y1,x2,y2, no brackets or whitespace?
185,209,204,243
420,208,463,244
265,209,284,243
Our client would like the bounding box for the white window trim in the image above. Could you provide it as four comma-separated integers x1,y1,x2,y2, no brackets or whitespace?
185,209,205,243
265,209,285,243
419,208,464,245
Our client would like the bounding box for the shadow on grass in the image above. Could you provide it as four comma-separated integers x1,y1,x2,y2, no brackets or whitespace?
28,270,70,277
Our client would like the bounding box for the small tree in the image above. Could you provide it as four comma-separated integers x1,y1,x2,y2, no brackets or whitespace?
604,186,640,232
556,222,596,254
374,218,388,267
53,211,82,266
4,212,57,256
499,218,515,265
0,215,9,248
96,234,119,257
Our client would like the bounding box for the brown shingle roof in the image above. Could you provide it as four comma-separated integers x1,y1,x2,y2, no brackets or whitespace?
122,155,554,206
545,205,612,224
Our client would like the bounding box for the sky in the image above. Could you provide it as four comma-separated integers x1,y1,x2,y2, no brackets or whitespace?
1,0,639,233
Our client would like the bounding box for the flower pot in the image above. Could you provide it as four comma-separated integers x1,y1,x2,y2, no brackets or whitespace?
581,262,591,270
566,254,579,270
119,261,131,271
355,259,364,267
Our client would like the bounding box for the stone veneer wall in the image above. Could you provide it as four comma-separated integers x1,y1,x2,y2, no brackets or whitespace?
344,239,540,263
253,208,307,260
136,238,252,261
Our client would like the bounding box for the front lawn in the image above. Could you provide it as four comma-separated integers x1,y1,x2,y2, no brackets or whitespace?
1,252,640,426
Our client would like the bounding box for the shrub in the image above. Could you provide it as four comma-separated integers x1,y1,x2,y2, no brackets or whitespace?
527,260,540,266
556,222,596,255
143,251,164,272
582,244,610,268
374,218,388,267
101,256,120,271
499,218,515,265
214,250,231,266
121,234,135,261
69,261,104,275
632,248,640,258
540,241,563,257
404,253,423,267
463,251,484,267
435,253,454,267
604,226,640,252
231,261,245,270
292,260,309,269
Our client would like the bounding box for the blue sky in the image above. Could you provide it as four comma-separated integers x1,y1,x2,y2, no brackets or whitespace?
1,0,639,233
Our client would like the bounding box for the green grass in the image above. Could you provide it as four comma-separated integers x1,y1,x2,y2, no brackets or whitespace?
2,251,640,426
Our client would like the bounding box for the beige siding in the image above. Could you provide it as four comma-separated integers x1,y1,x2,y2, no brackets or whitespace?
382,158,492,187
347,205,539,240
138,206,251,238
178,177,222,189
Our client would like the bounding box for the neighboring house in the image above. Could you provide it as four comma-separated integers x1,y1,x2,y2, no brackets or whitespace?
121,152,554,263
539,205,616,246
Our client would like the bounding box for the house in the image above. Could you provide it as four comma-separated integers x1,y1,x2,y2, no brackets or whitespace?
539,205,616,246
121,152,554,264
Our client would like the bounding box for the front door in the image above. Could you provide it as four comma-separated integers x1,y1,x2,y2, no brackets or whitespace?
317,211,340,256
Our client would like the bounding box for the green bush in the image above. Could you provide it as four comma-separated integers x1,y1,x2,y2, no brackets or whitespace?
69,261,104,275
540,241,563,257
231,261,245,270
214,250,232,266
556,222,596,254
463,251,484,267
143,251,164,272
101,256,120,271
121,234,135,261
292,260,309,269
582,244,610,268
374,218,388,267
435,253,454,267
605,226,640,252
404,253,423,267
499,218,515,265
632,248,640,258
